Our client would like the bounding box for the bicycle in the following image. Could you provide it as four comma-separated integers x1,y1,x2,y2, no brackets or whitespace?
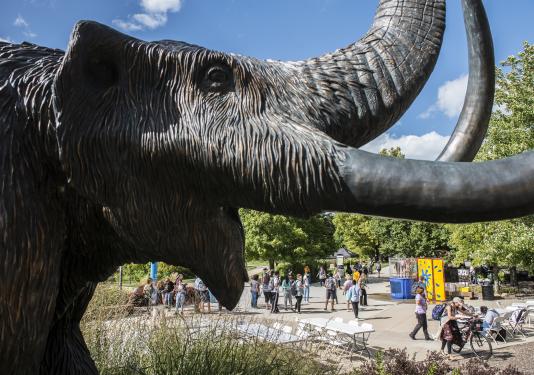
452,317,493,360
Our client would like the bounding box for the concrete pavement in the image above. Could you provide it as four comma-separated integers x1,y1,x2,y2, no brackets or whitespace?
226,276,534,360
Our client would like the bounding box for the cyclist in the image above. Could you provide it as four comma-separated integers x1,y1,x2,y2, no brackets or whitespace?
439,297,472,360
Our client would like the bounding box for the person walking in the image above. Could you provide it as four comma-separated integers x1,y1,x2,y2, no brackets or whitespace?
336,267,344,289
317,266,327,287
174,275,186,314
163,277,175,308
346,279,361,318
324,273,336,311
303,269,311,303
376,263,381,278
143,278,154,306
294,274,304,314
359,273,368,306
409,287,431,340
250,274,260,308
261,269,272,310
194,276,210,313
343,274,353,312
281,274,294,311
352,268,360,284
270,271,280,313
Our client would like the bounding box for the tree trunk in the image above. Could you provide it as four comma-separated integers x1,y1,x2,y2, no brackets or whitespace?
510,266,518,287
492,265,500,294
269,259,275,271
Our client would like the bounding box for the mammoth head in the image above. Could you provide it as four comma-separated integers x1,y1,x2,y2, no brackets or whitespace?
53,0,534,309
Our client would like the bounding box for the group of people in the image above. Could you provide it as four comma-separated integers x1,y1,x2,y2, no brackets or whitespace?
251,268,311,314
251,264,372,318
323,266,369,318
130,274,221,314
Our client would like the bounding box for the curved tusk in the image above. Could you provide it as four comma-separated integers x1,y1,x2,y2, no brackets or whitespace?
436,0,495,162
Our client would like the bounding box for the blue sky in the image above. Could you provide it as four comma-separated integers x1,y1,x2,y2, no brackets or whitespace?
1,0,532,159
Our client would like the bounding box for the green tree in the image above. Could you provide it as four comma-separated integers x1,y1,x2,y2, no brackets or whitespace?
240,209,335,270
447,42,534,284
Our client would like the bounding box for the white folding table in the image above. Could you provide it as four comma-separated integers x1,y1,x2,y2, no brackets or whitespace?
299,318,374,358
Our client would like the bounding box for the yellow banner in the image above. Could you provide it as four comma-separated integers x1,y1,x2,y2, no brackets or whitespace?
417,258,446,302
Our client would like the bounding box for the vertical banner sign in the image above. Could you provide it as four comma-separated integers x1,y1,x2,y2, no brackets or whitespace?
417,258,446,302
432,259,445,301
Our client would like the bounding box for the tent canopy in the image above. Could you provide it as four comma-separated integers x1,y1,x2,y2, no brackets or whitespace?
329,247,356,259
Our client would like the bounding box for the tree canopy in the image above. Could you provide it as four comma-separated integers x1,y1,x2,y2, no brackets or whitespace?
447,42,534,273
240,209,335,269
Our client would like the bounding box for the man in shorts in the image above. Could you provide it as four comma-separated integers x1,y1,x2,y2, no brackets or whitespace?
324,273,337,311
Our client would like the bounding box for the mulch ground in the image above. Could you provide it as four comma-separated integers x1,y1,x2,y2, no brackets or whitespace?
455,341,534,374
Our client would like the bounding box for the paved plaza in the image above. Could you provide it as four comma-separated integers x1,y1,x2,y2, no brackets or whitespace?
196,270,533,370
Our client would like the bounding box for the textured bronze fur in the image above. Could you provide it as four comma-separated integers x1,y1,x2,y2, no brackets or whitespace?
1,1,533,374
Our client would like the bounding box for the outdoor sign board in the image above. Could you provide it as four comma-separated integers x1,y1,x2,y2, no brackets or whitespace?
417,258,446,301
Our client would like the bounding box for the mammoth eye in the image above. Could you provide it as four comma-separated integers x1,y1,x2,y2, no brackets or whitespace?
202,65,232,90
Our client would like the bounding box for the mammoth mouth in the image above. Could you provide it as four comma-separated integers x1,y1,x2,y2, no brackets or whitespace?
191,205,248,310
221,206,243,235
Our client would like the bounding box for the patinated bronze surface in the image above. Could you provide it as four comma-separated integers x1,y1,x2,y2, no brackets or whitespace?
0,0,532,373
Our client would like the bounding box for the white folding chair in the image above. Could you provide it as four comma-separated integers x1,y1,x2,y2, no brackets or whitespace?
524,308,533,328
282,325,293,334
333,317,343,323
509,309,527,338
487,317,506,343
501,311,514,335
272,322,282,330
348,319,359,326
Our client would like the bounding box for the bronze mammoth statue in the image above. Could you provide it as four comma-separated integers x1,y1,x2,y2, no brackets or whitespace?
0,0,532,373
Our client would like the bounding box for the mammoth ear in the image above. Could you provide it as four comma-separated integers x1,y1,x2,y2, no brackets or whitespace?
52,21,136,204
54,21,134,117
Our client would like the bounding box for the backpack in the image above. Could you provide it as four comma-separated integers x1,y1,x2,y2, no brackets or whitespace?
290,281,297,297
432,303,447,320
326,277,336,291
262,275,270,289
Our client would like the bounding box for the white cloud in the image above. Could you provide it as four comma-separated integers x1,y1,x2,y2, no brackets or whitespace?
360,131,450,160
112,19,144,32
14,15,29,28
140,0,182,13
419,74,468,119
13,15,37,38
113,0,182,32
132,13,167,29
0,36,14,43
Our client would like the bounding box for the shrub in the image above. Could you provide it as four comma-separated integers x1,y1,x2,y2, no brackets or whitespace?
82,314,338,375
351,349,523,375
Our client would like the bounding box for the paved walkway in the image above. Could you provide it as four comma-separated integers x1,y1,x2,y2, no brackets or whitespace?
223,276,534,361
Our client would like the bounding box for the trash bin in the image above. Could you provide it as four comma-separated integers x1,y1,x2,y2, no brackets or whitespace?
390,278,415,299
481,284,494,300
